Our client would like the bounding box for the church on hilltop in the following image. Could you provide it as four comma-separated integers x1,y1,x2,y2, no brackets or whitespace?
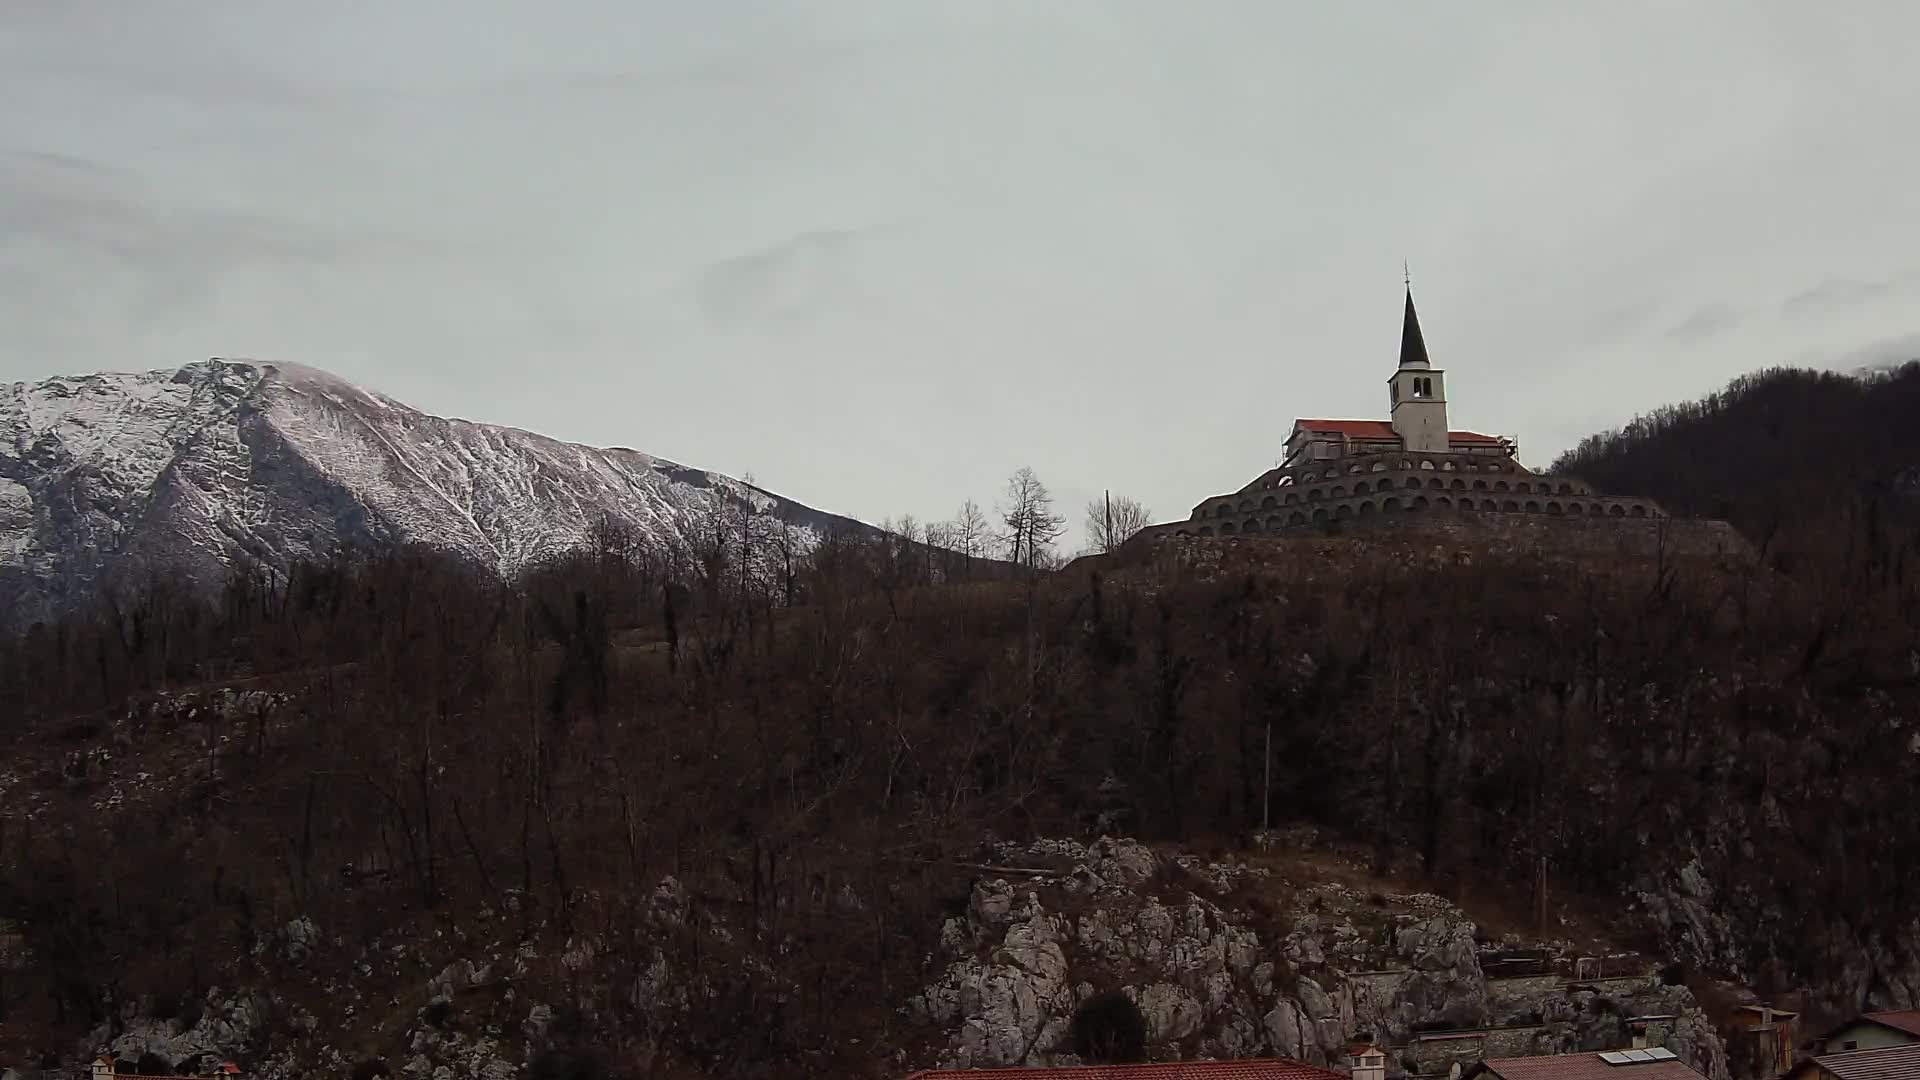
1136,287,1668,543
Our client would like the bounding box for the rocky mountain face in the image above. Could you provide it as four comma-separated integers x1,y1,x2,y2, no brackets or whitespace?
78,835,1733,1080
0,359,864,624
913,838,1728,1076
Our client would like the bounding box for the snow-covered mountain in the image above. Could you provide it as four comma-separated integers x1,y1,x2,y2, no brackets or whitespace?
1,359,868,623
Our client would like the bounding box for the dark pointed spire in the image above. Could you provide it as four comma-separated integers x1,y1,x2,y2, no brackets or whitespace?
1399,284,1431,370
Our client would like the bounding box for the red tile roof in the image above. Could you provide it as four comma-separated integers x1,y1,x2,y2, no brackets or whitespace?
904,1059,1346,1080
1290,419,1505,446
1804,1042,1920,1080
1294,419,1398,440
1864,1010,1920,1037
1472,1053,1707,1080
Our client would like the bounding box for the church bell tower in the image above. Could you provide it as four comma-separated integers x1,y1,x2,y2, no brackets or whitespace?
1388,285,1449,453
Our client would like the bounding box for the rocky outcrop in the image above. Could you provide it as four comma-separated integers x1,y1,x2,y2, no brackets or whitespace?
94,990,267,1072
912,838,1731,1079
71,840,1740,1080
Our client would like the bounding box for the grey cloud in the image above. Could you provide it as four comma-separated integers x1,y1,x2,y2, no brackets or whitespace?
0,152,458,267
1664,303,1743,343
1585,301,1659,343
1782,277,1894,316
696,227,882,328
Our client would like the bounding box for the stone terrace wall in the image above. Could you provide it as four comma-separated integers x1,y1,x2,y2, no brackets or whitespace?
1315,510,1750,561
1090,511,1752,581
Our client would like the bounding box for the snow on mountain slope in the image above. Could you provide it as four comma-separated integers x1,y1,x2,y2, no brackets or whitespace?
0,358,869,623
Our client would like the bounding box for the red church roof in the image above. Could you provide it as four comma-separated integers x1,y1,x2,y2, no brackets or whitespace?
1294,419,1398,440
1291,419,1504,446
905,1060,1345,1080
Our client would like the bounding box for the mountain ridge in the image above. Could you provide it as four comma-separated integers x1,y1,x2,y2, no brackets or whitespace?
0,358,868,624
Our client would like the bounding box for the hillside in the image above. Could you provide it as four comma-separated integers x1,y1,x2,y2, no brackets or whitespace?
1,365,1918,1078
1552,362,1920,546
0,360,869,626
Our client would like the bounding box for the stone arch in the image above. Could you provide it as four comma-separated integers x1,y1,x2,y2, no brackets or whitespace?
1261,495,1278,509
1481,499,1499,511
1311,508,1328,523
1220,521,1237,534
1308,488,1325,501
1174,529,1191,538
1243,518,1262,533
1288,511,1307,526
1419,459,1436,470
1450,478,1466,490
1436,496,1452,509
1525,500,1541,513
1631,504,1647,517
1331,486,1347,498
1473,479,1489,491
1547,501,1563,515
1558,482,1574,495
1370,461,1388,472
1283,492,1298,506
1352,480,1370,495
1442,460,1458,471
1502,499,1519,512
1515,481,1531,493
1608,504,1626,517
1267,516,1285,531
1428,477,1445,490
1495,480,1510,492
1404,476,1421,489
1198,526,1215,537
1347,463,1363,475
1335,504,1354,520
1358,500,1378,517
1411,495,1428,509
1239,499,1254,512
1567,502,1583,516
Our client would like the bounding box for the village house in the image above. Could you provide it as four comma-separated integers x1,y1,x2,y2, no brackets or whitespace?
1807,1010,1920,1056
1727,1003,1800,1078
903,1051,1355,1080
1459,1047,1709,1080
1781,1042,1920,1080
86,1057,241,1080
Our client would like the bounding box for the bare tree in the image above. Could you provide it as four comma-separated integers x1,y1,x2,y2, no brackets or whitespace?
950,499,991,579
1084,493,1152,554
998,467,1066,573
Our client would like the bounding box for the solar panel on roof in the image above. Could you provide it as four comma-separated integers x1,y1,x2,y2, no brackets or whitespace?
1599,1052,1633,1065
1645,1048,1677,1061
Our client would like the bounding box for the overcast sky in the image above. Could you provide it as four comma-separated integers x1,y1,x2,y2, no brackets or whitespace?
5,2,1919,540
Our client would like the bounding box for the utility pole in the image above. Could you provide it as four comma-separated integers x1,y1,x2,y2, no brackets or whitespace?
1262,721,1272,832
1535,854,1549,936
